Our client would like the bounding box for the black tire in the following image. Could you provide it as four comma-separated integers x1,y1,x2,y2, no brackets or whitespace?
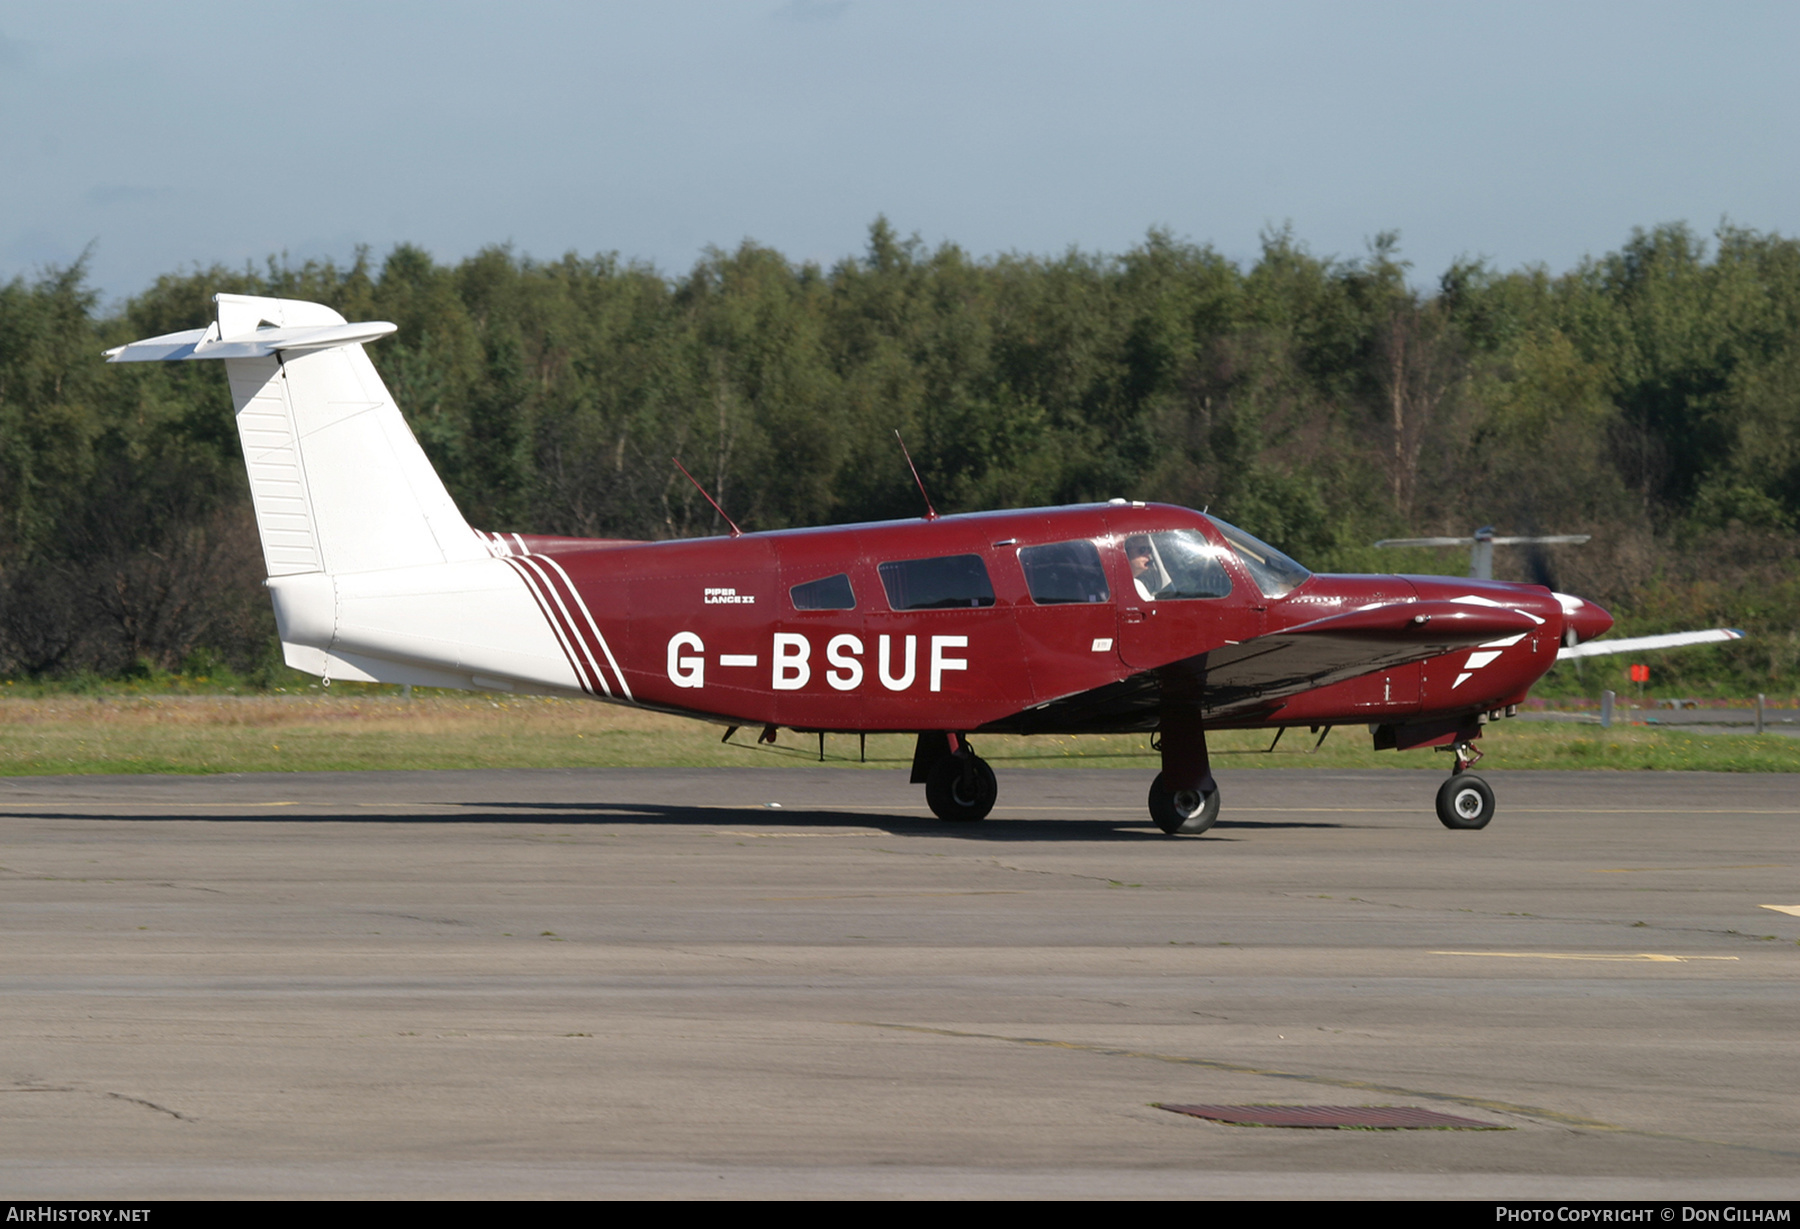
926,754,997,822
1436,773,1495,830
1148,772,1220,836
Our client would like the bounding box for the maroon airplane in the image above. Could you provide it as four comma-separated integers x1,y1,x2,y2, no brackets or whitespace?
108,294,1631,836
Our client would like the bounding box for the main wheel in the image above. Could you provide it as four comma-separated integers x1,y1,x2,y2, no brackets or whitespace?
1148,772,1220,836
926,754,997,822
1436,773,1495,830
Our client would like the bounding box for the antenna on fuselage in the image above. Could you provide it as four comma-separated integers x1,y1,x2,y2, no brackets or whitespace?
893,430,938,521
671,457,743,538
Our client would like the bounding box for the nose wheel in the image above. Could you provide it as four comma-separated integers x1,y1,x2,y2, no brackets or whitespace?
1436,740,1494,829
1436,774,1495,829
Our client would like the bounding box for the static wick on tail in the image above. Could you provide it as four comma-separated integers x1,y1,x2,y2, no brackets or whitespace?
894,430,938,521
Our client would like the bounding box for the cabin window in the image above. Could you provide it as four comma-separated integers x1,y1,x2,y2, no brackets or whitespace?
1018,540,1110,605
1123,530,1233,600
878,554,996,610
1207,516,1311,598
789,573,857,611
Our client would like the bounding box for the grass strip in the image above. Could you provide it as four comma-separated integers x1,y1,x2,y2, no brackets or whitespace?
3,693,1798,776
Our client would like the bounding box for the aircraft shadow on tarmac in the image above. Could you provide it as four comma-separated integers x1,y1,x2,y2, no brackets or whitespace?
12,801,1347,840
458,798,1348,839
459,800,1174,841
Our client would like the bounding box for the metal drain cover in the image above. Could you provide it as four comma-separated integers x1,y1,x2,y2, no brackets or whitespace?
1159,1103,1503,1129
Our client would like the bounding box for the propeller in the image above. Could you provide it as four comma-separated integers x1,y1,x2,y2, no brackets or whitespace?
1374,527,1590,580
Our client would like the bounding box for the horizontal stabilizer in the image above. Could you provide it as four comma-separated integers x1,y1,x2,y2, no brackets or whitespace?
1558,628,1745,661
102,292,487,579
1201,600,1542,715
105,320,397,363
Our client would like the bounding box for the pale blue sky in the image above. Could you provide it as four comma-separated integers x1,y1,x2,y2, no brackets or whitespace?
3,1,1795,301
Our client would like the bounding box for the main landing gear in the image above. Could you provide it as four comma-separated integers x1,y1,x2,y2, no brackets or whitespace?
914,733,998,822
1148,773,1220,836
1149,708,1219,837
1435,739,1495,830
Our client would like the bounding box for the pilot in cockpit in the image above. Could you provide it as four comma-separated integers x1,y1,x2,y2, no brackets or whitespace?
1126,536,1161,601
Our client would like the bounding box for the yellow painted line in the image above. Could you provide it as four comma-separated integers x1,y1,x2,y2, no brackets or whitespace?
1432,951,1739,963
1590,864,1785,873
0,800,300,808
710,830,882,838
758,891,1024,900
1759,904,1800,917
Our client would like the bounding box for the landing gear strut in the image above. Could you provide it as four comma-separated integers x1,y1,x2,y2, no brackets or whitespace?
1149,707,1219,836
1436,739,1494,830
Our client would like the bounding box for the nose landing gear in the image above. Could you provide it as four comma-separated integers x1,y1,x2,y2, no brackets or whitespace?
1436,739,1495,830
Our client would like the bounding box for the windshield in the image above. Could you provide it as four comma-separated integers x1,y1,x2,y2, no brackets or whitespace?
1206,516,1311,598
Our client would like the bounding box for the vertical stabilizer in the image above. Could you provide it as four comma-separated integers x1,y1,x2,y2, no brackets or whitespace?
108,293,488,577
226,341,488,576
212,295,486,576
105,295,589,697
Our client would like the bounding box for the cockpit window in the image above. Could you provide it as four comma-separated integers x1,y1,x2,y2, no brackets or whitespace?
1207,516,1311,598
790,573,856,611
878,554,996,610
1123,530,1233,600
1018,540,1110,604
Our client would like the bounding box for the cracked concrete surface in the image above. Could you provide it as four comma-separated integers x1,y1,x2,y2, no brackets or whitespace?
0,766,1796,1198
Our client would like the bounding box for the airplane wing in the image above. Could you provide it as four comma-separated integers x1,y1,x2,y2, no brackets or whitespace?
987,600,1543,733
1199,601,1542,716
1557,628,1745,661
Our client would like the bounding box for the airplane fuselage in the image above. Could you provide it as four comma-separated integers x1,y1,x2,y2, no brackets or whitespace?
487,501,1590,746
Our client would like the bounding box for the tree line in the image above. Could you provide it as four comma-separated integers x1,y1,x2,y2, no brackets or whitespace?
2,219,1797,694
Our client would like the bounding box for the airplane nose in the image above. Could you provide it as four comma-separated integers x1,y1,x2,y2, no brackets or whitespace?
1555,593,1614,646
